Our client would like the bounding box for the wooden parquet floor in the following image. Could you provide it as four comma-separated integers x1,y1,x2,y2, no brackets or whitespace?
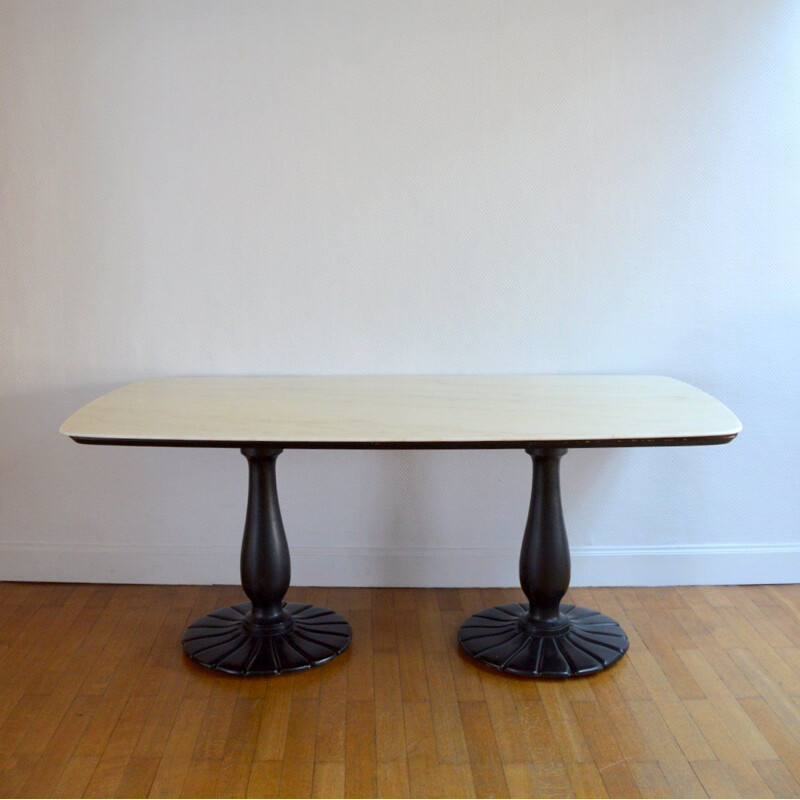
1,582,800,798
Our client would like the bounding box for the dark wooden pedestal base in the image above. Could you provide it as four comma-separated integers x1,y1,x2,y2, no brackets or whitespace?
183,601,351,675
182,448,351,676
458,448,630,678
458,602,628,677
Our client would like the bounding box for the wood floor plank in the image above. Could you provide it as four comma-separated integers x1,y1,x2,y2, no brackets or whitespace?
536,680,594,764
587,671,655,762
754,758,800,798
571,699,627,771
506,760,574,799
568,761,608,798
245,760,281,798
212,694,262,796
438,763,477,798
629,760,673,798
718,607,800,694
721,587,794,649
130,603,196,699
178,758,218,798
215,754,254,798
448,646,485,703
516,700,562,762
683,698,774,796
699,586,736,608
12,608,125,760
479,672,532,765
114,757,159,799
277,760,314,798
402,700,441,798
598,761,642,799
191,681,239,762
764,605,800,648
730,648,800,740
683,630,759,700
277,692,320,797
0,695,49,758
374,650,406,764
625,700,708,797
657,759,708,799
345,609,374,703
315,658,348,763
676,586,739,646
16,694,101,798
691,759,746,798
458,700,510,798
132,669,191,760
345,698,377,798
676,647,777,760
310,761,345,798
0,590,97,733
254,680,293,760
376,761,411,798
424,650,469,765
740,696,800,785
83,693,155,797
0,754,38,799
625,609,705,699
395,605,430,704
52,754,101,798
147,696,207,797
371,589,397,652
627,647,716,761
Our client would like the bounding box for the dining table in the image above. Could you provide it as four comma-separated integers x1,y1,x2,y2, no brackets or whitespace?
60,375,741,678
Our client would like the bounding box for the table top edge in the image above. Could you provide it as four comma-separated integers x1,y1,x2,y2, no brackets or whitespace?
67,431,740,449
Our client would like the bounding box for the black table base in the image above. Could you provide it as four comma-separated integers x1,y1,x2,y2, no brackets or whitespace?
182,445,627,678
182,448,352,676
458,602,627,677
458,448,629,677
183,601,351,675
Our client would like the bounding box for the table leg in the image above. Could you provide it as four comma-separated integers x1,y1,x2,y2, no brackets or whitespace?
458,447,629,677
182,447,352,675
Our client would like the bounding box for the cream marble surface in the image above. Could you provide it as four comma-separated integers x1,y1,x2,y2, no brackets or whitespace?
59,376,741,446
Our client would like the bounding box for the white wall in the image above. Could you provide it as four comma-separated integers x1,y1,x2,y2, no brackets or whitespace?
1,1,798,587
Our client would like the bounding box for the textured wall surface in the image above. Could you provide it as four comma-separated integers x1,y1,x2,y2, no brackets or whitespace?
1,1,798,585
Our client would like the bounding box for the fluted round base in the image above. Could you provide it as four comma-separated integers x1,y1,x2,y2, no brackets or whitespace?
182,602,352,675
458,602,628,677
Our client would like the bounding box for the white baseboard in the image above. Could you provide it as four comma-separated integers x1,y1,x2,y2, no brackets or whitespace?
0,542,798,586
